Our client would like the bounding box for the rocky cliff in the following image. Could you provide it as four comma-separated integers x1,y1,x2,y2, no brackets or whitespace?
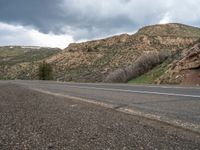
157,41,200,85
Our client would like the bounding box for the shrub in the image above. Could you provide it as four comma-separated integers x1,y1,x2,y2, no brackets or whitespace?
104,51,169,83
38,61,53,80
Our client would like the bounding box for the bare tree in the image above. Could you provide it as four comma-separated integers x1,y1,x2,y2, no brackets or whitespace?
104,51,169,83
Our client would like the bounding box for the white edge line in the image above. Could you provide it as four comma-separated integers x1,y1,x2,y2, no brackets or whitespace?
10,80,200,90
13,81,200,97
31,88,200,134
60,82,200,90
65,85,200,98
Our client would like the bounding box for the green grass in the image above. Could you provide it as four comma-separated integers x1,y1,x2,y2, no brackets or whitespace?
0,47,61,65
128,60,170,84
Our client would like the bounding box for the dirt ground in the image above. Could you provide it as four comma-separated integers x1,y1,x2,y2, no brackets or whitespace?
181,69,200,86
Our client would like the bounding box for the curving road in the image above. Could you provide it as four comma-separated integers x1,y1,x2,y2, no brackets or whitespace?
0,80,200,149
7,80,200,133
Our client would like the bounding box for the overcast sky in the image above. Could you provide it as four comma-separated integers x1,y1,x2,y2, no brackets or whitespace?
0,0,199,49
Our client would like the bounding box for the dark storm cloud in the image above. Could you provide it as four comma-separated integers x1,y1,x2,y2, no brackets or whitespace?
0,0,165,40
59,0,167,39
0,0,200,42
0,0,63,33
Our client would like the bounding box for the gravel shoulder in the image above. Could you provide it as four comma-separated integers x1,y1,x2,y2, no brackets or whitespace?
0,83,199,149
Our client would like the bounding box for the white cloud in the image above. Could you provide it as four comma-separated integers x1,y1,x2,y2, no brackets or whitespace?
60,0,200,40
0,22,74,49
166,0,200,25
61,0,200,26
159,13,171,24
62,0,167,23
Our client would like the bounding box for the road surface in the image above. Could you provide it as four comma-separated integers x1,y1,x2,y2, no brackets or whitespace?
0,80,200,149
10,80,200,132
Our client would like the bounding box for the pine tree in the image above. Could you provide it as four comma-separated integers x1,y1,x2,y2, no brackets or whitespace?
38,61,53,80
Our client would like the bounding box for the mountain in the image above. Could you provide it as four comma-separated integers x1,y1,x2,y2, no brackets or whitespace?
0,23,200,85
46,23,200,82
0,46,61,79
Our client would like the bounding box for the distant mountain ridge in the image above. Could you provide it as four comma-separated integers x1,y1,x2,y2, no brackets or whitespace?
0,46,61,79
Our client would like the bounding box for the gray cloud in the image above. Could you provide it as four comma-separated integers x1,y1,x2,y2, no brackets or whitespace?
0,0,63,33
0,0,200,44
0,22,73,48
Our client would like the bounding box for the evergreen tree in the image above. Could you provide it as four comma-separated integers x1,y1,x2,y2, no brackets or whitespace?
38,61,53,80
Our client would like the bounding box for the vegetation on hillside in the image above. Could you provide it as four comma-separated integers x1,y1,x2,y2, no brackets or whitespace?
105,51,169,83
128,59,171,84
0,46,61,80
0,46,61,65
53,23,200,82
137,23,200,37
157,41,200,85
0,23,200,83
38,61,53,80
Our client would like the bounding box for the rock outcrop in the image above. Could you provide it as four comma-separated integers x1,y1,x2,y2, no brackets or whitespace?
157,42,200,85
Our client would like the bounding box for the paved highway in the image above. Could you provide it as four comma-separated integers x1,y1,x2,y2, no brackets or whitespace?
0,80,200,149
7,80,200,133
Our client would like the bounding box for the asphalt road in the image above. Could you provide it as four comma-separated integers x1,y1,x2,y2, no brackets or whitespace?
0,81,200,149
7,80,200,132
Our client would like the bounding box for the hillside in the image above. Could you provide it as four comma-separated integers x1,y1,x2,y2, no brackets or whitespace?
156,41,200,85
0,46,61,79
137,23,200,37
1,23,200,84
46,23,200,82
